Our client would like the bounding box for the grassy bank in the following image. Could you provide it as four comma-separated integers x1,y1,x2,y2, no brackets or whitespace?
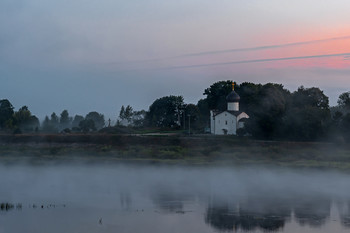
0,134,350,169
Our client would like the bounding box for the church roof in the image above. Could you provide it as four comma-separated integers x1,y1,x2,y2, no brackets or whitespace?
226,90,240,102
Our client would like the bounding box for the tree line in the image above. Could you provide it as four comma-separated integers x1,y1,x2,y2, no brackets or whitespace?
1,80,350,141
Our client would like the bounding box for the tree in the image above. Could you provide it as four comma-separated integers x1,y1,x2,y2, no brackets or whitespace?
42,116,50,128
196,99,210,129
85,111,105,130
244,83,290,139
79,119,96,133
339,113,350,141
132,110,146,127
203,80,234,111
13,106,31,127
50,112,59,126
292,86,329,110
0,99,14,130
124,105,133,122
201,81,291,138
184,104,200,130
13,106,39,132
118,105,134,125
337,92,350,111
59,110,72,130
40,112,59,133
42,115,57,133
235,82,264,115
72,115,84,128
282,87,330,141
146,95,184,128
119,106,125,120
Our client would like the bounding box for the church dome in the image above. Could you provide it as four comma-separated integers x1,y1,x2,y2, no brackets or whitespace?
226,90,240,102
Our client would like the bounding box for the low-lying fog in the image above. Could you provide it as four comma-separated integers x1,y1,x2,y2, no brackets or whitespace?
1,163,350,233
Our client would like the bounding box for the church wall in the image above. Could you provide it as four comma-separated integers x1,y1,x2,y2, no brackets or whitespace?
210,111,215,134
213,112,237,135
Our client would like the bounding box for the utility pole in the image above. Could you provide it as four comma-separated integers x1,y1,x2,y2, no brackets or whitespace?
183,105,186,130
183,113,186,130
188,114,191,135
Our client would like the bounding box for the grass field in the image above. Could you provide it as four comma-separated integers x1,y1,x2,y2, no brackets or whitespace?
0,134,349,170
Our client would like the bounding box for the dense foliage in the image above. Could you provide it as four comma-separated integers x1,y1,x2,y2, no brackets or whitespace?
0,100,39,133
199,81,334,141
146,95,184,128
1,80,349,141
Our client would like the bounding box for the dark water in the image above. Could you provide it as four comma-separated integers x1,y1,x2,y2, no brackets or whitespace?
1,163,350,233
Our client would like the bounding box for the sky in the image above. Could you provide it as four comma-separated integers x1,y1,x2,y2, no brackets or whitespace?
1,0,350,120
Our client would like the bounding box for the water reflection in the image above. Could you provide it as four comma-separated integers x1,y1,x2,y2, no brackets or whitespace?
204,196,335,232
120,192,132,210
205,197,290,232
294,198,330,227
0,203,21,211
149,185,334,232
150,185,195,213
1,164,350,233
339,201,350,227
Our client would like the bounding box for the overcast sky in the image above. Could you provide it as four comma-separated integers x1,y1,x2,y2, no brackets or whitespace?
1,0,350,120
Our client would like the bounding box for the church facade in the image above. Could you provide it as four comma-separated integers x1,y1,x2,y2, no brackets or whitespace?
210,85,249,135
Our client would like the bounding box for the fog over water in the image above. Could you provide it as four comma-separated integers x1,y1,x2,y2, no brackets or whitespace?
1,163,350,232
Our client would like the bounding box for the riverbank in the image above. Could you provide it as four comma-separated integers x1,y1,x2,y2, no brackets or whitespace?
0,134,349,170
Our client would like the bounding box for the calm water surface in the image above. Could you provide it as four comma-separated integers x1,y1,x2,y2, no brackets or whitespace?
1,163,350,233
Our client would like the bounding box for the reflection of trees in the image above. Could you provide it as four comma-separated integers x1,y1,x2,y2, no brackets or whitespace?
150,187,194,213
337,201,350,228
205,198,291,232
205,205,239,232
205,195,333,232
120,192,132,210
293,198,331,227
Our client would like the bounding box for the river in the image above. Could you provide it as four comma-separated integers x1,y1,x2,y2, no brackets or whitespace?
1,163,350,232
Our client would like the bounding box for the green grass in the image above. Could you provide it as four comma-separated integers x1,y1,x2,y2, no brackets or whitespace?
1,135,350,170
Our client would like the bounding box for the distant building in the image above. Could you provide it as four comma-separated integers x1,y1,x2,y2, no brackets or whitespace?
210,83,249,135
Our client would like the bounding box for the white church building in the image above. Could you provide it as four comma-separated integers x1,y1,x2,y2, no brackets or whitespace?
210,85,249,135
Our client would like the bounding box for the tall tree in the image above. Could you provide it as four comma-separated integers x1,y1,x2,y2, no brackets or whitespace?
203,80,234,111
124,105,133,122
337,91,350,111
146,95,184,128
13,106,39,132
243,83,290,139
59,110,72,130
283,86,330,140
0,99,14,129
132,110,146,127
50,112,59,126
292,86,329,110
119,106,125,120
119,105,134,125
184,104,200,130
85,111,105,130
42,115,57,133
235,82,264,115
72,115,84,128
79,119,96,133
196,99,210,129
340,113,350,141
